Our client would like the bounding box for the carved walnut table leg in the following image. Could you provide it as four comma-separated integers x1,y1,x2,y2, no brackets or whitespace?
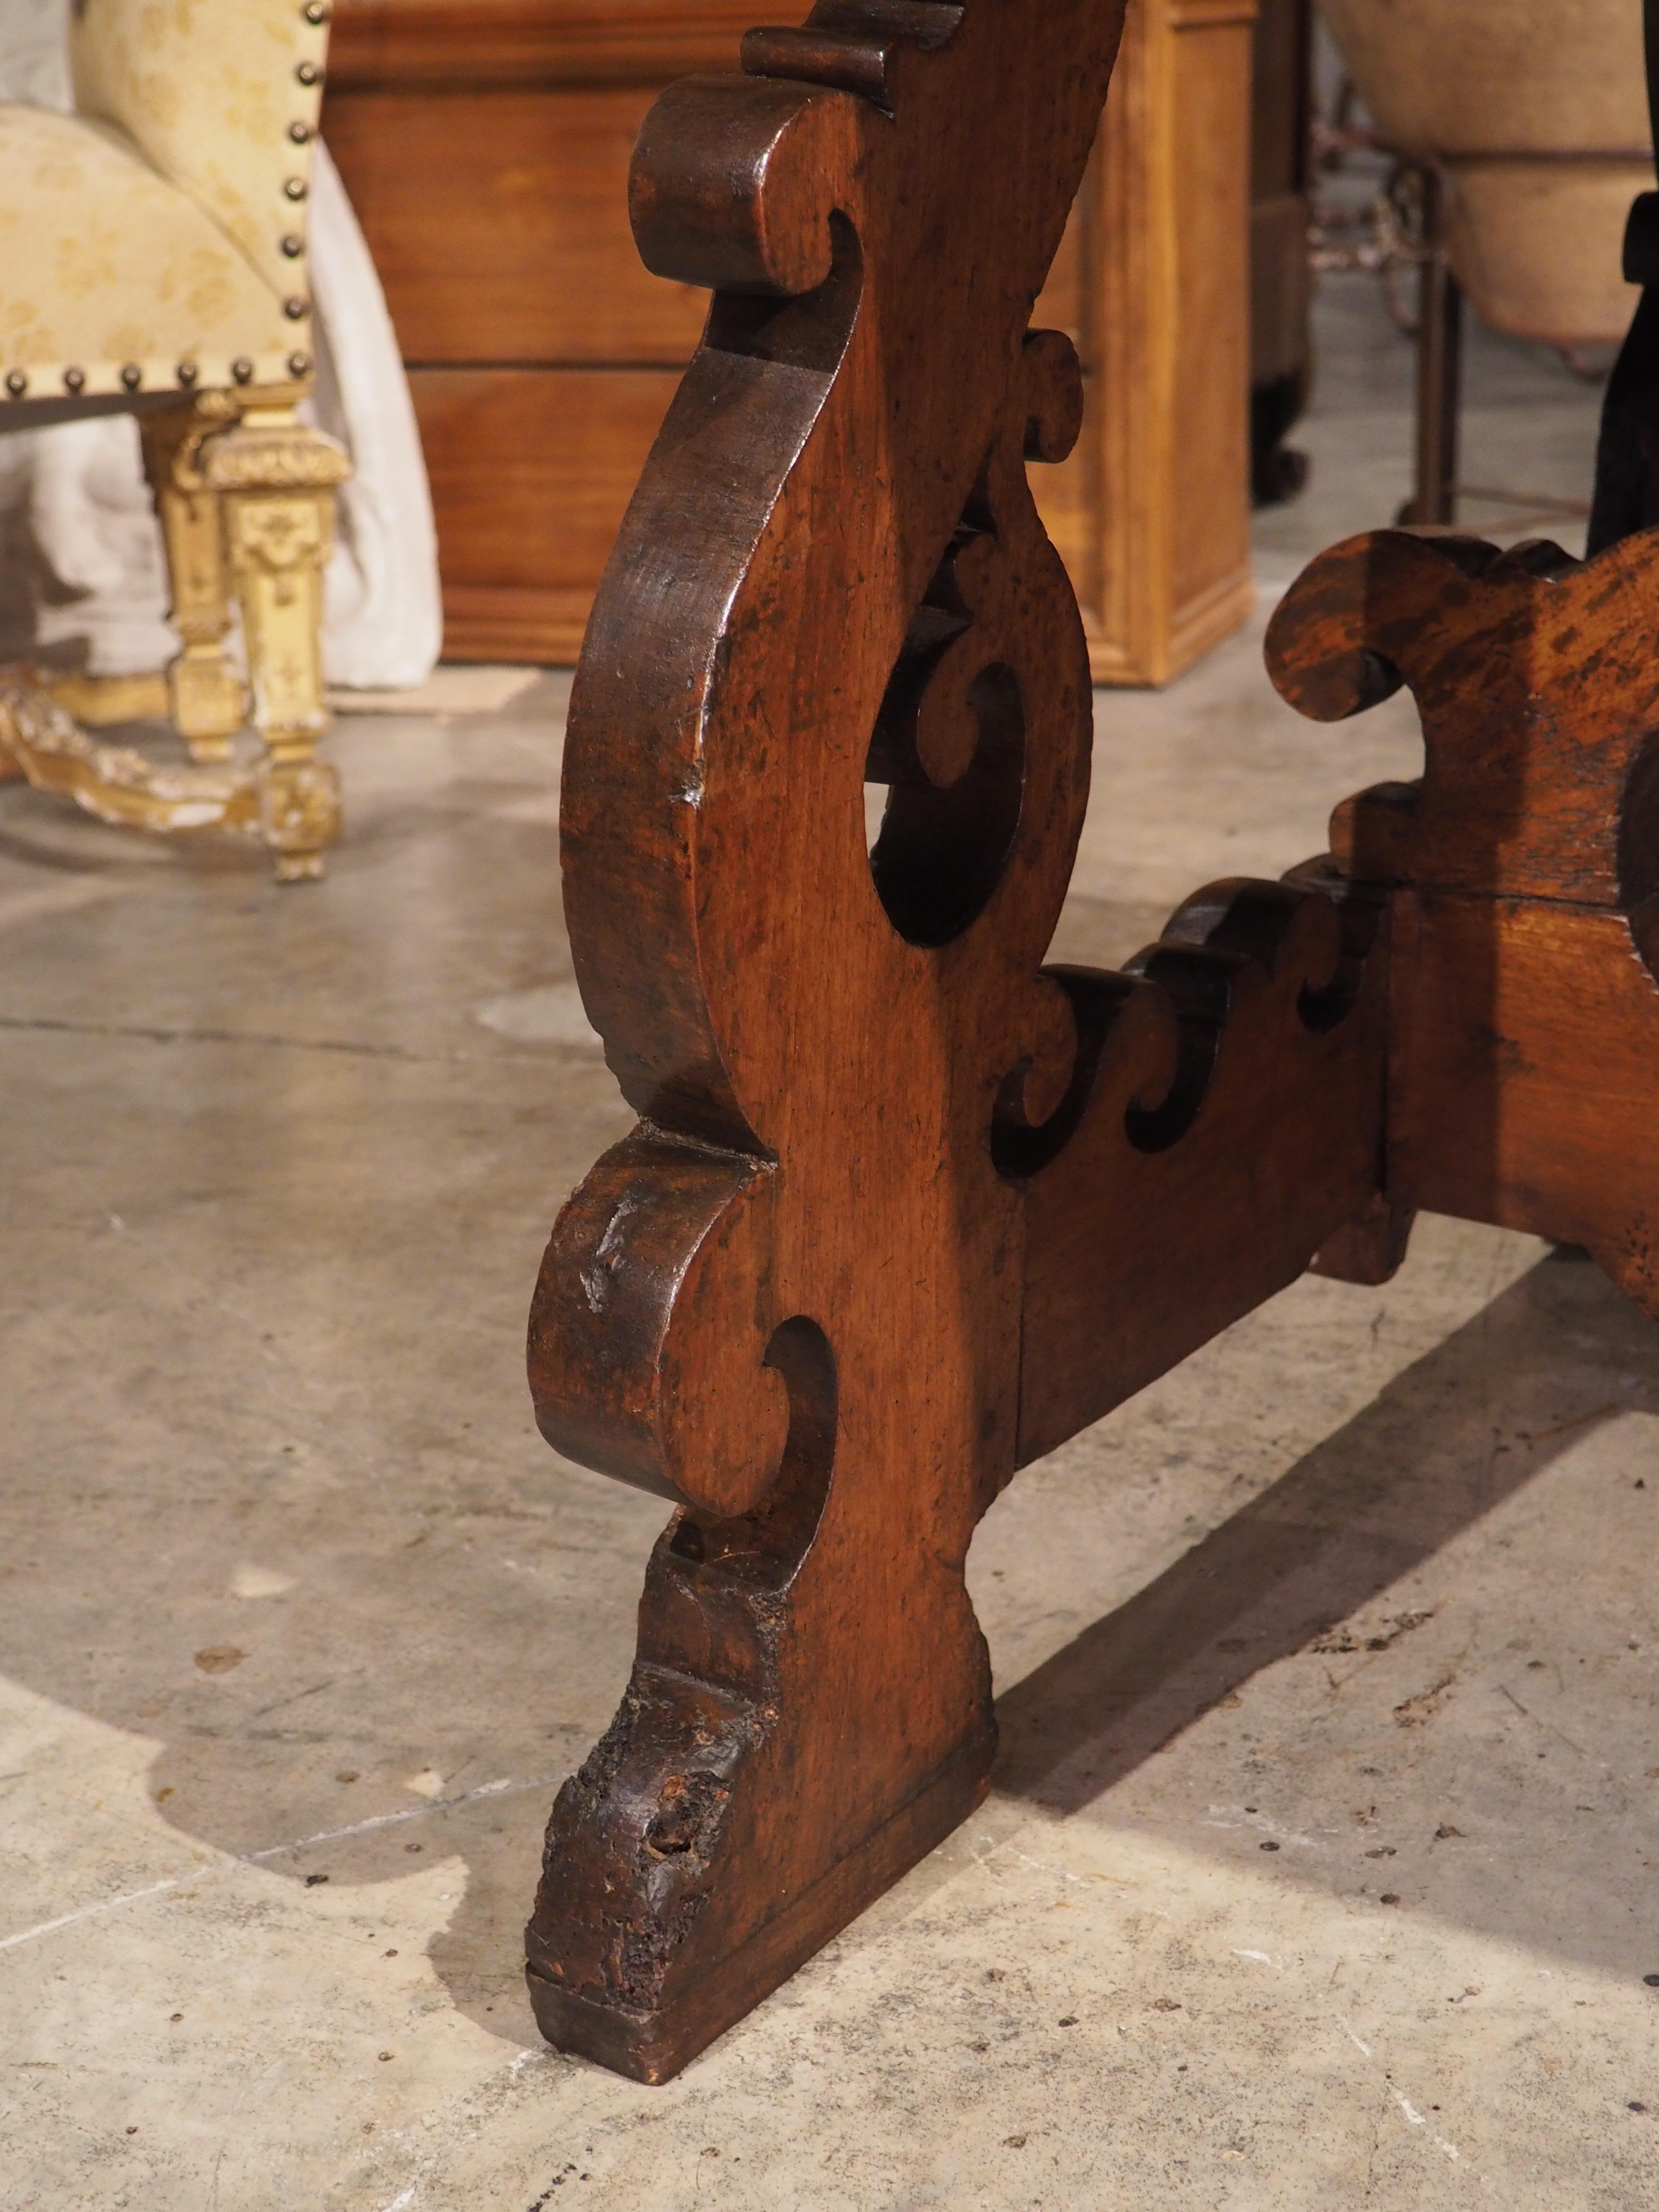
525,0,1659,2087
520,0,1402,2083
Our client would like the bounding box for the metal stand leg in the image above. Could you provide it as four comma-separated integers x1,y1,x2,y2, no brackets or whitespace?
1397,168,1463,528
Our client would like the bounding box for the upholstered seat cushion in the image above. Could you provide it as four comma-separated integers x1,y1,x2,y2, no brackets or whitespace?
1320,0,1650,349
0,103,297,404
1446,159,1650,347
71,0,327,306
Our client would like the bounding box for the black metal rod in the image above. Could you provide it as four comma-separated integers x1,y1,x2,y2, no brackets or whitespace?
1404,168,1463,528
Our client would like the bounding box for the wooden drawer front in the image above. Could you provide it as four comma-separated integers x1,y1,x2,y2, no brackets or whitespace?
328,2,761,89
416,360,1098,665
413,364,678,589
325,87,709,364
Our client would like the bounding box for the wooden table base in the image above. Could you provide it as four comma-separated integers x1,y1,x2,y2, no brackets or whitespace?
518,0,1659,2081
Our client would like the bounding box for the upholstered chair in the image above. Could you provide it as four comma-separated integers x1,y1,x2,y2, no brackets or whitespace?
0,0,350,879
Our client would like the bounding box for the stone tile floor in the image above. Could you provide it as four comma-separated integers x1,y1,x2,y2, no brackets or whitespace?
3,274,1656,2209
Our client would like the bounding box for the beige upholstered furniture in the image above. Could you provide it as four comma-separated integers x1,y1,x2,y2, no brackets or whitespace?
1321,0,1650,351
0,0,350,880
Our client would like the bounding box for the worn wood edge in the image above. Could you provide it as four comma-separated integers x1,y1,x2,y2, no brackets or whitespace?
525,1728,994,2082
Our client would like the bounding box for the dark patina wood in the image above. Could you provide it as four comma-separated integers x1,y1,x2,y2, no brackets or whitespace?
1267,526,1659,1311
523,0,1659,2085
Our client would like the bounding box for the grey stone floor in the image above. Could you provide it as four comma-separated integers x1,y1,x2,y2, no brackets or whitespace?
4,274,1658,2210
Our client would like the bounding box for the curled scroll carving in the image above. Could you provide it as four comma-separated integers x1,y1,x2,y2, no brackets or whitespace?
528,0,1659,2089
530,0,1122,2082
1267,524,1659,1314
527,0,1392,2081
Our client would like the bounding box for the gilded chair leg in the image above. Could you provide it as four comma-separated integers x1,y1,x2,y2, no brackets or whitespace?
139,400,247,763
201,406,350,883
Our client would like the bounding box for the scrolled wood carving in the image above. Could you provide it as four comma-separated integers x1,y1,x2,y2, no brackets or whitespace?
526,0,1393,2081
525,0,1659,2091
526,0,1126,2085
1268,525,1659,1315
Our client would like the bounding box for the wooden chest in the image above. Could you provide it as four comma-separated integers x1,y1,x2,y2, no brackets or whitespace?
325,0,1253,682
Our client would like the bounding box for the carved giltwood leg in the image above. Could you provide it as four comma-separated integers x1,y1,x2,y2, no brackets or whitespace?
0,401,346,868
202,405,349,882
139,397,247,763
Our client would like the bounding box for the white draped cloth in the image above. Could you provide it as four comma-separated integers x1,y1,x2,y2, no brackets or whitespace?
0,0,442,690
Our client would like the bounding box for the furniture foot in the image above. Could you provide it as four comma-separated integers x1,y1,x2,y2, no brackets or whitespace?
201,404,349,880
140,399,248,765
527,1703,989,2084
0,399,347,881
523,1130,1005,2082
0,668,259,840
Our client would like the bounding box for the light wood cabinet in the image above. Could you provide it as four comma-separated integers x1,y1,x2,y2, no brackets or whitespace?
326,0,1252,682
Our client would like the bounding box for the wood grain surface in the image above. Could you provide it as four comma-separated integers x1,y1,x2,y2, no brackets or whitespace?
324,0,1253,673
329,0,765,85
1269,524,1659,1320
521,0,1659,2084
325,87,710,363
518,0,1393,2083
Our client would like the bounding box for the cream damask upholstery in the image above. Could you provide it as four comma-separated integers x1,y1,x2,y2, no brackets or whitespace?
71,0,326,301
0,105,299,399
0,0,347,882
3,0,327,405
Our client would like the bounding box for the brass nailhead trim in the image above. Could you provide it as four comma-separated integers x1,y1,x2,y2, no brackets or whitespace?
120,363,143,391
283,297,310,321
302,1,330,22
296,60,321,86
231,358,254,385
288,121,311,144
62,366,85,394
283,178,307,202
5,371,27,397
176,361,199,387
280,234,305,258
287,351,312,378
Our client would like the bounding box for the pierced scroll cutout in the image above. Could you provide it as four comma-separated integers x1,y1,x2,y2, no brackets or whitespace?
866,484,1028,947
